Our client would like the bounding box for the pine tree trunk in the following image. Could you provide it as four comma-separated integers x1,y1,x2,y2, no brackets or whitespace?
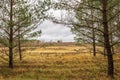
9,46,13,68
9,0,13,69
18,30,22,61
91,2,96,56
92,25,96,56
92,12,96,56
109,12,115,55
102,0,114,78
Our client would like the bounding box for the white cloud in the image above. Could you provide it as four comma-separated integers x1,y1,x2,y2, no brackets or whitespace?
38,20,75,42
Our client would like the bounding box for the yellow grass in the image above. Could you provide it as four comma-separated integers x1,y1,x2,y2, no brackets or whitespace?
0,45,120,80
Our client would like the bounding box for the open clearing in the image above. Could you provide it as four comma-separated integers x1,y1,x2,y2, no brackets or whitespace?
0,45,120,80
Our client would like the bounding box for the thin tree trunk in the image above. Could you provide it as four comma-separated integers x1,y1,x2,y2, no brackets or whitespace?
9,0,13,68
109,12,115,55
90,2,96,56
92,20,96,56
92,9,96,56
102,0,114,78
18,29,22,61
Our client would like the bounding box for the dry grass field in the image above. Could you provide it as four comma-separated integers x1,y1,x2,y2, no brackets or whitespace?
0,45,120,80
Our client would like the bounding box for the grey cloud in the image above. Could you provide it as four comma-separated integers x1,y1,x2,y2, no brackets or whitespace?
38,20,75,42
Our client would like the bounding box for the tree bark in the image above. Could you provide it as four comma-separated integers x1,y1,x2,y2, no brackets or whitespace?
18,29,22,61
91,3,96,56
9,0,13,69
102,0,114,78
109,11,115,55
92,16,96,56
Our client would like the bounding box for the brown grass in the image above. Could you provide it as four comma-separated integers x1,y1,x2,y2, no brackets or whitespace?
0,46,120,80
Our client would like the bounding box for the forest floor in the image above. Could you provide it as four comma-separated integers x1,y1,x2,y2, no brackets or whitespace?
0,45,120,80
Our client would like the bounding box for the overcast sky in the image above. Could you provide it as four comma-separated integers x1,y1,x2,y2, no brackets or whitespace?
38,20,75,42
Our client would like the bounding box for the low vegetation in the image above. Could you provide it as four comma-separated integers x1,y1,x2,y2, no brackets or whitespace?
0,45,120,80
